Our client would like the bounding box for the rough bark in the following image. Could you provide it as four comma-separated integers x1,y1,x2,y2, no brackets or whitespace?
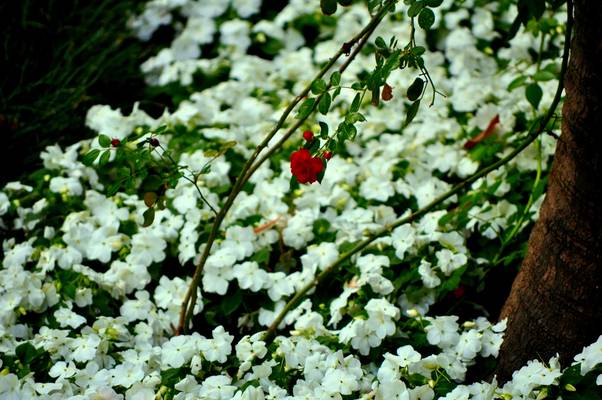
496,0,602,382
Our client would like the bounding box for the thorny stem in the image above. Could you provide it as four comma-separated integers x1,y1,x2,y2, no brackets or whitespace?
177,0,398,334
261,0,573,344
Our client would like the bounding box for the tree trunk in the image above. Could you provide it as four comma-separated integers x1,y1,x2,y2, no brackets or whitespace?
496,0,602,382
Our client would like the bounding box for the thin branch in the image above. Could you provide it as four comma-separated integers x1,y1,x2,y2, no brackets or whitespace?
261,0,574,344
176,0,398,334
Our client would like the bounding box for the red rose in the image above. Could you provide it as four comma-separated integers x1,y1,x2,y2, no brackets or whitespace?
290,148,323,184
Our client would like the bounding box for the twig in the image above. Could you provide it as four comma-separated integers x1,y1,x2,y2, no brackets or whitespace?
261,0,574,343
176,0,398,334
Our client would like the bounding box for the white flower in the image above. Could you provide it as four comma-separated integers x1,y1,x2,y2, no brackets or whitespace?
161,335,200,369
436,249,467,276
232,0,261,18
203,265,234,295
49,361,77,380
504,357,562,397
391,224,416,260
233,261,269,292
396,345,422,367
418,260,441,288
104,260,150,296
54,307,87,329
126,230,167,267
322,368,359,395
199,326,234,364
301,242,339,272
283,209,317,250
120,290,154,322
220,19,251,54
455,329,482,361
49,176,83,196
425,316,460,349
199,375,237,400
111,362,145,388
573,335,602,376
207,247,238,270
70,333,101,362
223,226,255,261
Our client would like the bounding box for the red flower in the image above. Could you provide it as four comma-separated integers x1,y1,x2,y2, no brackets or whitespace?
290,148,323,184
303,130,314,141
111,138,121,147
323,151,332,160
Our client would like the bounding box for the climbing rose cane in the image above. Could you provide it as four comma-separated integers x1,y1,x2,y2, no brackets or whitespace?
290,148,324,184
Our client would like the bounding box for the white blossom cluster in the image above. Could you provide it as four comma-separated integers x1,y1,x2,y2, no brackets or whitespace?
1,0,600,399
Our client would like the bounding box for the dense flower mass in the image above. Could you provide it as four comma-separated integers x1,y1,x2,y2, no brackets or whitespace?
0,0,600,399
290,148,324,184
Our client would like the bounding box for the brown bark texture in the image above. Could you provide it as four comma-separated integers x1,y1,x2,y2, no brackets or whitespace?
496,0,602,382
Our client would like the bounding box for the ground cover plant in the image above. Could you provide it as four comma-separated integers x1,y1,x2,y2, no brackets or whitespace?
1,0,601,399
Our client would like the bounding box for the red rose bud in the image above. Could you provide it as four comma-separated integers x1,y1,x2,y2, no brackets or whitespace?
111,138,121,147
149,138,160,147
302,130,314,142
290,148,323,184
453,286,466,298
323,151,332,160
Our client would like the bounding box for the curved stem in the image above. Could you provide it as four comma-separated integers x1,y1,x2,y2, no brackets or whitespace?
261,4,573,342
176,0,397,334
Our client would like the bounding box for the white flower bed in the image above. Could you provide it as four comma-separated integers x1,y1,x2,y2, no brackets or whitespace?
1,0,600,399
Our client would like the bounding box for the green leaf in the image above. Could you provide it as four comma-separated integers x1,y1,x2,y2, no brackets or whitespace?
98,150,111,166
320,0,338,15
318,93,332,115
16,342,41,364
350,93,361,112
332,86,342,101
524,0,546,21
507,75,528,91
142,175,163,192
319,121,329,139
317,158,327,183
526,83,543,109
82,149,100,166
337,0,352,6
107,182,121,196
296,98,316,119
404,100,421,127
330,71,341,86
418,8,435,29
142,207,155,227
311,78,328,95
154,125,168,134
98,134,111,148
345,112,366,124
407,2,424,18
407,77,425,101
533,70,556,81
425,0,443,6
375,36,387,49
382,49,402,78
412,46,426,56
221,289,242,316
289,174,300,190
